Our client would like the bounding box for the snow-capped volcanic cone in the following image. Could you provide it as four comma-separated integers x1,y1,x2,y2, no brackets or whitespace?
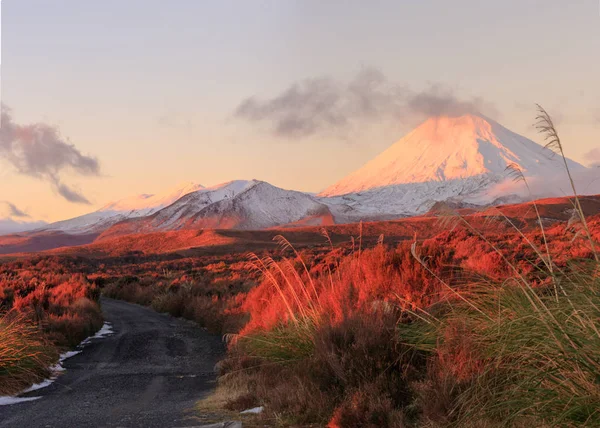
42,181,205,234
98,179,334,239
319,114,586,216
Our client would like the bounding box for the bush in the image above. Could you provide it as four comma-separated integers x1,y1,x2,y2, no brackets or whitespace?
46,298,103,347
225,310,425,425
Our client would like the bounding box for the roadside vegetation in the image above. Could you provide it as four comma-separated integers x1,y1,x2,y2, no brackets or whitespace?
0,258,103,395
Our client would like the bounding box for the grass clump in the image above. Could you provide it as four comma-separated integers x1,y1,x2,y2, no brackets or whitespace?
0,312,59,395
454,269,600,426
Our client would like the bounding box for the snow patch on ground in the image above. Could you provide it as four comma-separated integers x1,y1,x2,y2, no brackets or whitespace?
0,396,42,406
241,406,264,414
80,322,113,345
0,322,114,406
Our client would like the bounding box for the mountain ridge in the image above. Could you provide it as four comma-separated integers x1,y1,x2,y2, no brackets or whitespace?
1,114,594,253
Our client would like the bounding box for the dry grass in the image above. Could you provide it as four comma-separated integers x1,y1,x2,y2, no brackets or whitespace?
0,311,59,395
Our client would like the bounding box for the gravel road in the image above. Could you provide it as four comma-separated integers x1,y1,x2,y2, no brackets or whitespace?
0,297,225,428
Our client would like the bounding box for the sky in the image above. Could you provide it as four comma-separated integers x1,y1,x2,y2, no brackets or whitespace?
1,0,599,223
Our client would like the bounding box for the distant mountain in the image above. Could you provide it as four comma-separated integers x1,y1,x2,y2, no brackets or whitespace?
41,182,204,234
98,180,333,239
319,114,587,216
0,218,47,235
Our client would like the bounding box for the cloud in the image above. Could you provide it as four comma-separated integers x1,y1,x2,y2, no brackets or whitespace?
406,84,491,118
2,201,29,218
0,105,99,204
50,177,92,204
584,148,600,167
234,68,496,139
482,167,600,203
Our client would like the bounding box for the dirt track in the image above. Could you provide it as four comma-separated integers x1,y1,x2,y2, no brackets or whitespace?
0,297,225,428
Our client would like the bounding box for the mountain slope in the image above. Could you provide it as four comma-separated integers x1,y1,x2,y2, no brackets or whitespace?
42,182,204,234
320,114,586,197
98,180,333,239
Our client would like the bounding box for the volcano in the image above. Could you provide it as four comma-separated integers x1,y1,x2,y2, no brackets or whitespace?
318,114,587,217
321,114,585,196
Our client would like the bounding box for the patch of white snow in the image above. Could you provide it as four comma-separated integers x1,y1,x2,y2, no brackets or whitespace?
241,406,264,414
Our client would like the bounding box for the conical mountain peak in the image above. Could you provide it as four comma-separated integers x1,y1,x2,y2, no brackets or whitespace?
320,114,584,197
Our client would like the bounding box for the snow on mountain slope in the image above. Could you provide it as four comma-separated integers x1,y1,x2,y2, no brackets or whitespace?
100,181,203,214
98,180,333,238
318,114,588,217
184,180,331,230
320,175,497,219
42,182,204,234
320,114,586,197
148,180,261,230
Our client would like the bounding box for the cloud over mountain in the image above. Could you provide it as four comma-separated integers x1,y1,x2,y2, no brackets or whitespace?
234,68,496,139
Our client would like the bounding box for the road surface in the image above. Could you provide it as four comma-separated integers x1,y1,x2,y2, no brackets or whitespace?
0,297,225,428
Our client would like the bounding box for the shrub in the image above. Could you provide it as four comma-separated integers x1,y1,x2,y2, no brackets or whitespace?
226,310,425,425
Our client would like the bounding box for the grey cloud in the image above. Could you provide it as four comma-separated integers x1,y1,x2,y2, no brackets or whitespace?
236,77,348,138
408,85,494,118
49,176,92,205
0,105,99,203
234,68,496,139
3,201,29,218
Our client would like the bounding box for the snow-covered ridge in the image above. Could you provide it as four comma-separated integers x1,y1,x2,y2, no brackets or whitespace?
100,181,203,212
320,174,499,218
14,113,594,241
149,180,262,229
40,182,205,234
98,179,333,236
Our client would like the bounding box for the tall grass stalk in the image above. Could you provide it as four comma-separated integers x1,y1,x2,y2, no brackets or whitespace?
536,104,598,262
